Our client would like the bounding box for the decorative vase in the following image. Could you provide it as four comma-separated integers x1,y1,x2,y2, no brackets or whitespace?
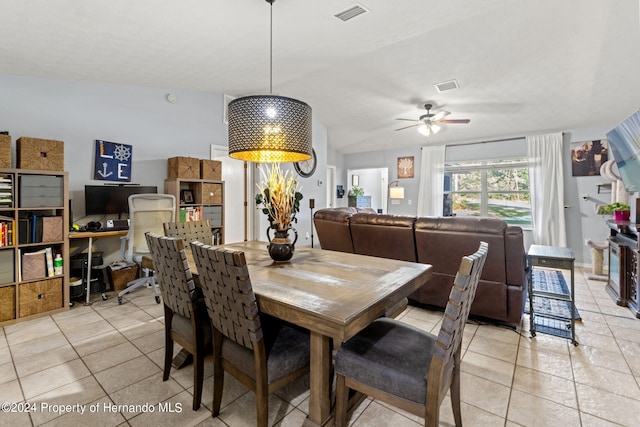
613,210,630,222
266,228,298,262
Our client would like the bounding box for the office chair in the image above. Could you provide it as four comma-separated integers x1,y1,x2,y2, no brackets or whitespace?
334,242,489,427
117,193,176,305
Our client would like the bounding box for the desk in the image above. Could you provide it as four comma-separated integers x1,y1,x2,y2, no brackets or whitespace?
191,241,432,426
69,230,128,304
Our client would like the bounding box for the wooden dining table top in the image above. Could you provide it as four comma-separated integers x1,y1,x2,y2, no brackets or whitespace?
188,240,433,344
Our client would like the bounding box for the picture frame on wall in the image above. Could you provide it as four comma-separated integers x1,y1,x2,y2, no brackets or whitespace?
397,156,415,179
571,139,608,176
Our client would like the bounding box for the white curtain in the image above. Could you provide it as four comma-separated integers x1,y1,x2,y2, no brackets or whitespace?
527,133,567,246
417,145,445,217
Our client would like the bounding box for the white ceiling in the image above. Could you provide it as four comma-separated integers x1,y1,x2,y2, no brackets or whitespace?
1,0,639,154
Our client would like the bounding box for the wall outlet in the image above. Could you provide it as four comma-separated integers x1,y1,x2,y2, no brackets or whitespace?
408,199,412,205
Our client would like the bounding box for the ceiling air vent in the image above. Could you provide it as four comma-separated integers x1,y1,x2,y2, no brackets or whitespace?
434,79,460,92
335,4,369,22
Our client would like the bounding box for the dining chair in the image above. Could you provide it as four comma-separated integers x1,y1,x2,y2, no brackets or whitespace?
118,193,176,305
163,219,213,248
334,241,489,427
190,241,311,427
145,232,211,411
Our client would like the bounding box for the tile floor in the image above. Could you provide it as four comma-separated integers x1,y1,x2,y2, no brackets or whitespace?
1,267,640,426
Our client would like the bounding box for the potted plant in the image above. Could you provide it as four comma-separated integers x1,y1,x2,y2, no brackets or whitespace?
255,164,303,261
348,187,365,197
598,202,631,221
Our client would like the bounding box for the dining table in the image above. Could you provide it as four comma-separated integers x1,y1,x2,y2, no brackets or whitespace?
187,240,432,427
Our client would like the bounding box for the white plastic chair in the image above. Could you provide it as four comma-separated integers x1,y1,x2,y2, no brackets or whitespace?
118,193,176,305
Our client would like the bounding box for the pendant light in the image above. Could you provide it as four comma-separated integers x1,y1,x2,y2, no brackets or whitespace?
227,0,312,163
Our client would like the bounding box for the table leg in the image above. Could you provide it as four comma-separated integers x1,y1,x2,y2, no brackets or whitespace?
84,237,94,305
305,331,332,427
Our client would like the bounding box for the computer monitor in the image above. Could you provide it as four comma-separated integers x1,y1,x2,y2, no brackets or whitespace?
84,185,158,215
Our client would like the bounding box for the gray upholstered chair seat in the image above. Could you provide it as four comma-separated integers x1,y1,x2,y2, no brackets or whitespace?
222,320,310,383
170,312,193,343
335,318,436,403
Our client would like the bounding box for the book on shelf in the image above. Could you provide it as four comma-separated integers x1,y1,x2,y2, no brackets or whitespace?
45,247,55,277
0,220,14,247
179,206,202,222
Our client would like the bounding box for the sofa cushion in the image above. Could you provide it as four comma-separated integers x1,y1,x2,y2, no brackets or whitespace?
350,213,417,262
313,208,357,253
415,217,507,284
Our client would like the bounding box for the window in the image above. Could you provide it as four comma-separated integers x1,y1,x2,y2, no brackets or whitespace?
444,158,531,227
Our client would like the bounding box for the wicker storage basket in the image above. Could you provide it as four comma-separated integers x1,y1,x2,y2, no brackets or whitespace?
203,183,223,204
168,157,200,179
0,286,16,322
200,159,222,180
19,278,63,317
107,263,139,292
17,137,64,171
0,135,11,168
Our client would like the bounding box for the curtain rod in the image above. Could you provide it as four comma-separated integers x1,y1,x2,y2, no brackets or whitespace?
421,136,526,149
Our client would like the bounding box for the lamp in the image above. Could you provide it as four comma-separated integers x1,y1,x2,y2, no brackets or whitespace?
389,181,405,199
227,0,312,163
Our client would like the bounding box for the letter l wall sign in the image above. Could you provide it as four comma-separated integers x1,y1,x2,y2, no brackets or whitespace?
94,140,133,182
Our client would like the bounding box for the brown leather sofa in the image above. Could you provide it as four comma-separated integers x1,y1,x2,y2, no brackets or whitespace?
313,208,528,325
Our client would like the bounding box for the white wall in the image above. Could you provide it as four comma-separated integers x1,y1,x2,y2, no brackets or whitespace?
1,75,328,261
343,129,621,265
343,146,421,215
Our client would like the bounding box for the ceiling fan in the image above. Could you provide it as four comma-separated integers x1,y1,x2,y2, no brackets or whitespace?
395,103,470,136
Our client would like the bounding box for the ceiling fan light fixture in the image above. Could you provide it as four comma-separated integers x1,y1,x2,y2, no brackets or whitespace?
227,0,312,163
418,124,430,136
430,124,442,134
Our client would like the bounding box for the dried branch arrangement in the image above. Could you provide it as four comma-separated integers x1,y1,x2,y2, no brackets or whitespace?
256,164,303,230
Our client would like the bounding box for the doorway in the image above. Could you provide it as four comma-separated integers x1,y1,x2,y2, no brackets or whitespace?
326,165,337,208
210,145,253,243
346,168,389,213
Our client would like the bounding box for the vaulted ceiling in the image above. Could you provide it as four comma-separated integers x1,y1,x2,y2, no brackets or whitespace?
1,0,639,153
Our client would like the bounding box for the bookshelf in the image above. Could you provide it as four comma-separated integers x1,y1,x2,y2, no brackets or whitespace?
0,169,69,325
164,178,224,245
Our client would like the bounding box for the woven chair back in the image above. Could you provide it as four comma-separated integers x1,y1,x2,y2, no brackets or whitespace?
434,241,488,364
145,232,195,318
190,242,262,350
163,220,213,248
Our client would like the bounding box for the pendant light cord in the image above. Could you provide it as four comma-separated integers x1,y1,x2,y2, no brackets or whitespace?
269,0,273,94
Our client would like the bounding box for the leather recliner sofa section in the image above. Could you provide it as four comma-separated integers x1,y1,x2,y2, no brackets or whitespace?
313,209,528,325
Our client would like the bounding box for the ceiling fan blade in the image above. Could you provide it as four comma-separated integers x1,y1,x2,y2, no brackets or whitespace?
395,118,418,122
395,123,420,131
431,111,450,121
439,119,471,124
